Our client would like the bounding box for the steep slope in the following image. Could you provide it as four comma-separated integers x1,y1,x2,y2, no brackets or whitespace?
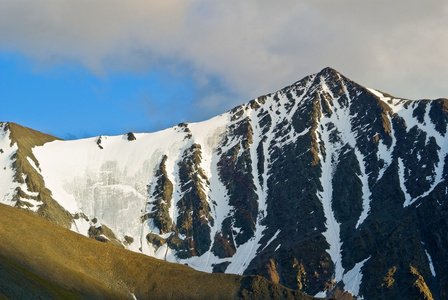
0,203,313,299
239,68,448,299
1,67,447,299
0,122,72,227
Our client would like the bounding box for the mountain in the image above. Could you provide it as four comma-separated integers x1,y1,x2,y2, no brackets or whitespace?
1,67,447,299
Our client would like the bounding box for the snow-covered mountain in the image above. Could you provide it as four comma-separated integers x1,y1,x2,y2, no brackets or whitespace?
1,67,447,299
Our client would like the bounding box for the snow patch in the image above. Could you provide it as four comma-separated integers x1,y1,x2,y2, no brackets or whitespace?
314,291,327,298
424,249,436,277
343,256,370,297
399,158,414,207
317,110,343,282
354,147,372,229
260,230,280,252
18,198,43,212
71,217,90,237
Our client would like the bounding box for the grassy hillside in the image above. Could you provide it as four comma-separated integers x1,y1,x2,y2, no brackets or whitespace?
0,203,315,299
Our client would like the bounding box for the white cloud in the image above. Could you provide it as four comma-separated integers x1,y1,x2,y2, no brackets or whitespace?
1,0,447,117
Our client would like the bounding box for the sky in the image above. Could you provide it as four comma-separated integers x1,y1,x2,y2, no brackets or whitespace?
1,1,448,139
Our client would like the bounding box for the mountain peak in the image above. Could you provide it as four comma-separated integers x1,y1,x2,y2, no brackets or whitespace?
317,66,340,76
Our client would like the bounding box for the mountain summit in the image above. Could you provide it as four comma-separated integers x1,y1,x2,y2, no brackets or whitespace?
1,68,447,299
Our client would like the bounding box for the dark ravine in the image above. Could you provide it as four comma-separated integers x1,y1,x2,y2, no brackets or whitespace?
1,67,447,299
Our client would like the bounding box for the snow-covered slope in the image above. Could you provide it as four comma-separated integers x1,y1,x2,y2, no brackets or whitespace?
0,123,19,207
1,67,447,299
33,115,230,256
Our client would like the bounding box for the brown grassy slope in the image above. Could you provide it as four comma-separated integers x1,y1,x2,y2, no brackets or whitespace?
0,204,315,300
5,122,73,227
0,254,85,300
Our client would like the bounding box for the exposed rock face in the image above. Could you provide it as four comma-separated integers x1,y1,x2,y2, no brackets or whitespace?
143,155,174,234
1,67,448,299
174,143,214,258
0,122,72,227
88,223,124,248
216,116,258,250
127,132,137,141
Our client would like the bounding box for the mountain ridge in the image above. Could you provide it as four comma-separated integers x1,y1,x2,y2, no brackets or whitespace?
1,67,447,299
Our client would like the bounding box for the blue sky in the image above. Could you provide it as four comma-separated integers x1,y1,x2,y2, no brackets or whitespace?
0,53,195,139
1,53,198,139
1,1,447,139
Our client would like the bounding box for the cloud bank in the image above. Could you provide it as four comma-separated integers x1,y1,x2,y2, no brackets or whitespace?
1,0,447,120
